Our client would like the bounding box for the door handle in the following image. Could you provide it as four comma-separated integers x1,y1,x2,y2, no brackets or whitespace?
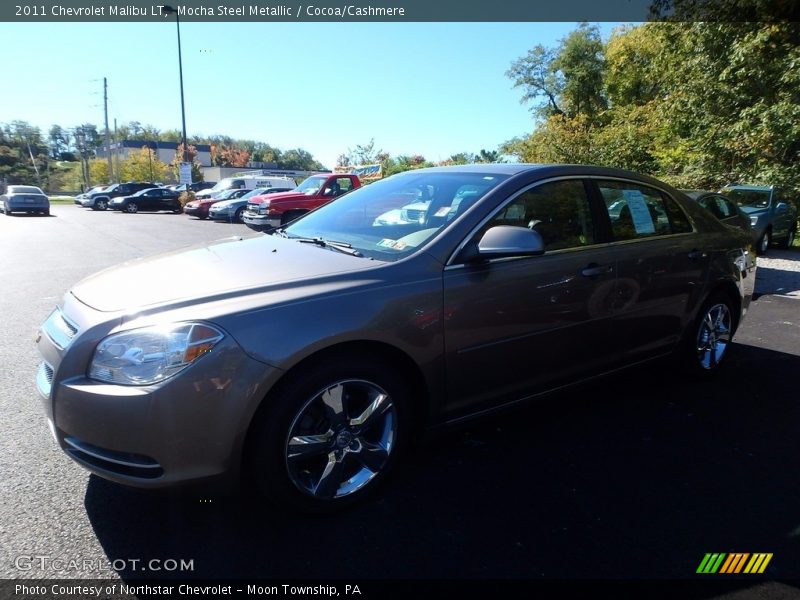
581,263,613,277
687,249,707,259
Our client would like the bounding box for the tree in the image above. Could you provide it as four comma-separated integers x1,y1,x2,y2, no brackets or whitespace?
171,143,203,182
553,23,607,119
346,138,383,165
506,45,564,118
48,125,70,160
120,146,170,182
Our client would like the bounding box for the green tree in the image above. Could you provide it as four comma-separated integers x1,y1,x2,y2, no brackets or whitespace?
120,146,170,182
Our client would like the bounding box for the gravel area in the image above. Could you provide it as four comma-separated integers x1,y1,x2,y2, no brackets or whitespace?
755,249,800,298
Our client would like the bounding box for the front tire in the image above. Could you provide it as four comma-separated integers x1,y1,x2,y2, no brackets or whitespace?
94,198,108,211
234,206,245,223
247,356,409,513
124,202,138,213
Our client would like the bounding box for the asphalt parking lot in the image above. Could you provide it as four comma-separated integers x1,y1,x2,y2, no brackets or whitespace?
2,205,799,587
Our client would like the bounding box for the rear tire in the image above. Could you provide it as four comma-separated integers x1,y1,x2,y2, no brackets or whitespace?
678,293,736,379
780,226,796,249
247,355,410,514
757,229,771,255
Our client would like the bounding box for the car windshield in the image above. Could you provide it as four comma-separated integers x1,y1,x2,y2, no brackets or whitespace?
241,188,268,200
295,176,326,195
283,171,508,262
722,188,771,208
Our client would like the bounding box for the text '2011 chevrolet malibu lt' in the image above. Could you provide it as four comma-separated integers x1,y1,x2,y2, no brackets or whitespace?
35,164,756,513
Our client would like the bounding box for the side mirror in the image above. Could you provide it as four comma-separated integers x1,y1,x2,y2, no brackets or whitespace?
776,202,788,214
459,225,545,262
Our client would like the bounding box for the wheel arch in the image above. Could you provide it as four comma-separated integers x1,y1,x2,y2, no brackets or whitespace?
242,339,431,465
705,279,743,333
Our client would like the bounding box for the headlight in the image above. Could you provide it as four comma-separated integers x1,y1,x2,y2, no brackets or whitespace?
750,215,759,226
88,323,224,386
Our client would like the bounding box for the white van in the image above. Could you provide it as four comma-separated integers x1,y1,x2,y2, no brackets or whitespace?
195,175,296,199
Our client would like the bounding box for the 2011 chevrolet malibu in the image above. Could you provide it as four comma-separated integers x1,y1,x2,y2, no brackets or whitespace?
35,164,756,512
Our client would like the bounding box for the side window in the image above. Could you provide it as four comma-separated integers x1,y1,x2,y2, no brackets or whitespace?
336,177,353,193
599,180,691,240
480,179,595,252
718,196,739,218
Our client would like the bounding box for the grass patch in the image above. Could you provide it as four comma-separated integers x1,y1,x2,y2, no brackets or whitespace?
48,196,76,204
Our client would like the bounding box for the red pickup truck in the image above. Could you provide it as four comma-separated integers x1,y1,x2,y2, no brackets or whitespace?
242,173,361,232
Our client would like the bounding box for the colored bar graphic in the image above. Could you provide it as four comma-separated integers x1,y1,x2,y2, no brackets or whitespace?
699,552,773,574
719,553,749,573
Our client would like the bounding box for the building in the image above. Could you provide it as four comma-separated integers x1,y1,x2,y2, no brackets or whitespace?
97,140,212,167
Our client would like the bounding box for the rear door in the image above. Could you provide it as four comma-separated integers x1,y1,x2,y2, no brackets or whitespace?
442,178,620,416
591,179,708,359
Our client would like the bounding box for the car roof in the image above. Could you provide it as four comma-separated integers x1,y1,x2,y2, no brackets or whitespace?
678,189,715,200
722,184,771,191
403,163,679,188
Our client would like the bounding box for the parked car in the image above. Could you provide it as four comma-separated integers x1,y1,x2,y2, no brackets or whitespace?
208,188,293,223
35,164,755,513
242,173,361,231
680,190,753,239
1,185,50,215
183,188,250,219
173,181,216,194
80,182,156,210
74,185,108,206
195,176,296,200
720,184,798,254
109,187,183,213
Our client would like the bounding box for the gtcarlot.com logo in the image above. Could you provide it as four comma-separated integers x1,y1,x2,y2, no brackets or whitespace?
697,553,773,574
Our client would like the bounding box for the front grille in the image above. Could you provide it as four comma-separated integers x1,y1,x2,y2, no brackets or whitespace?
42,308,78,349
64,436,163,479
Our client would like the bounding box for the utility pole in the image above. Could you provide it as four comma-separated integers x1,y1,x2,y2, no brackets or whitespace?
103,77,113,184
113,118,120,183
163,6,191,183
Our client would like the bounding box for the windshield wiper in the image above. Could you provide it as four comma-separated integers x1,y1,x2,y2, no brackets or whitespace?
295,236,364,257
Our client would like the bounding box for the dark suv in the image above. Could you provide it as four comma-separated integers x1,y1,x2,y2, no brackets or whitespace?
79,182,157,211
721,185,798,254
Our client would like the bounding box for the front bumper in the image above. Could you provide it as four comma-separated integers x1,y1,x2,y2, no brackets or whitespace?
242,214,280,231
184,206,208,218
35,301,279,489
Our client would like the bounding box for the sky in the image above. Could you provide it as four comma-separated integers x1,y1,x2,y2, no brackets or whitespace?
1,21,623,169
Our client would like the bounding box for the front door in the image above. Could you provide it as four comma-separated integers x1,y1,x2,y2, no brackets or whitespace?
442,178,620,417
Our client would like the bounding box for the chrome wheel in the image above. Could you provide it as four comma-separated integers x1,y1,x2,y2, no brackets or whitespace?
285,379,397,500
96,199,108,211
696,303,732,370
758,230,770,254
125,202,138,213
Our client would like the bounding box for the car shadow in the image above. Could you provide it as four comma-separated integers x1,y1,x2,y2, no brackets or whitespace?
85,344,800,584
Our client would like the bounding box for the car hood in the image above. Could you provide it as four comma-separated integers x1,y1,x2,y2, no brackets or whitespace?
70,234,378,312
247,191,308,205
738,206,767,216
